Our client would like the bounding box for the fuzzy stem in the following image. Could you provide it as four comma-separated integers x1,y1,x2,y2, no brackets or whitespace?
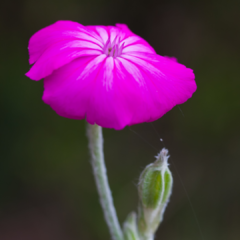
86,123,123,240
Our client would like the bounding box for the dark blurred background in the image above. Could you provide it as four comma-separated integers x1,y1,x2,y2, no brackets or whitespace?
1,0,240,239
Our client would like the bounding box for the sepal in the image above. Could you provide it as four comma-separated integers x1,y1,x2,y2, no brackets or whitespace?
123,212,141,240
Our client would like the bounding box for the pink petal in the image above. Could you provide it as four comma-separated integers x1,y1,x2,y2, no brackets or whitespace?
119,52,196,120
42,55,107,120
28,20,103,64
87,26,109,44
85,57,145,129
26,39,102,80
115,24,135,38
121,36,155,54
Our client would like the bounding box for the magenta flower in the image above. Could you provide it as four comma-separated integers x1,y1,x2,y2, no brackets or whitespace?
26,21,196,130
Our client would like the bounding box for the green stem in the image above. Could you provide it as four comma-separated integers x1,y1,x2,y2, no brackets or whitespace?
86,123,123,240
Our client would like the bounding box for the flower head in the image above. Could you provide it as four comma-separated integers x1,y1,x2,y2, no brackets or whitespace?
26,21,196,130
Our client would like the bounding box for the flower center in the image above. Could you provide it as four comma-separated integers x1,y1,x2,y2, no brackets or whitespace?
103,37,124,58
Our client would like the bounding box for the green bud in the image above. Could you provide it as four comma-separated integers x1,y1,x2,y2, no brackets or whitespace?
123,212,140,240
138,148,173,240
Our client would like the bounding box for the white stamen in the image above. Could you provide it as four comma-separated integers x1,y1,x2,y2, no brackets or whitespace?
103,36,124,58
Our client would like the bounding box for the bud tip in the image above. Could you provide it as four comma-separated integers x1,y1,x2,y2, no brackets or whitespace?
154,148,169,169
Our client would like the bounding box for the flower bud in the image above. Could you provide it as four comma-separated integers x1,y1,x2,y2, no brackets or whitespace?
138,148,173,240
123,212,140,240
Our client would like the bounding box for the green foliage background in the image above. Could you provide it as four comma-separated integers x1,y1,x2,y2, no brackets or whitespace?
1,0,240,239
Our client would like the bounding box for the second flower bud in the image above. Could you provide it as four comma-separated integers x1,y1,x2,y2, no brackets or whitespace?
137,148,173,240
